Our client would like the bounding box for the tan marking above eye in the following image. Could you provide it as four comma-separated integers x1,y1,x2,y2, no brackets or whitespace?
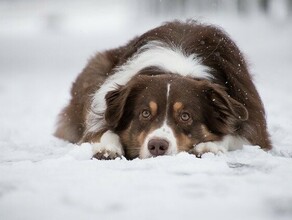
173,102,183,113
149,101,158,116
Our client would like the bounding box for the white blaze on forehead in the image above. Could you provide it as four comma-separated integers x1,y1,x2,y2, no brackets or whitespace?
166,83,171,118
140,82,177,158
166,83,170,100
140,122,178,159
87,40,211,132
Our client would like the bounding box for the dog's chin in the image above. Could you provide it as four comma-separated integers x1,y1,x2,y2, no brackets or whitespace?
139,153,172,159
138,146,178,159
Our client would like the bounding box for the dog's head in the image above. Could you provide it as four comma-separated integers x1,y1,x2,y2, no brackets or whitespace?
104,73,248,159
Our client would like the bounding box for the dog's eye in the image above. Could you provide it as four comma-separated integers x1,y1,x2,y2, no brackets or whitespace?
141,110,151,119
180,112,190,121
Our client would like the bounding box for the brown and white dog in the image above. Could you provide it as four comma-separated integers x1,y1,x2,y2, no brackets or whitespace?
55,20,272,159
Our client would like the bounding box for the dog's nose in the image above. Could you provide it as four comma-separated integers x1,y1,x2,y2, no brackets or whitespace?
148,139,169,156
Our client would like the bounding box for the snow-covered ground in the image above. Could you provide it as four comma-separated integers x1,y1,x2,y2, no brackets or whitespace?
1,3,292,219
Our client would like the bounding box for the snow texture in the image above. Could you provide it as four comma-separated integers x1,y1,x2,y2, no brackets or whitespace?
1,5,292,220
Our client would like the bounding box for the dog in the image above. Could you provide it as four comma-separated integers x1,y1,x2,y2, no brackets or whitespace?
55,20,272,159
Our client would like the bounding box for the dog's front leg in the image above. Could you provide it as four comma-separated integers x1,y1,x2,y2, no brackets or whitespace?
80,130,125,160
189,135,248,157
189,141,227,157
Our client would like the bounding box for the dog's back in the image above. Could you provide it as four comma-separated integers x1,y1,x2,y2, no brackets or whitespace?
55,20,271,159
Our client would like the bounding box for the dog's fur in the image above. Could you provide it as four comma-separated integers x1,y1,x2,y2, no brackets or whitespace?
55,20,272,159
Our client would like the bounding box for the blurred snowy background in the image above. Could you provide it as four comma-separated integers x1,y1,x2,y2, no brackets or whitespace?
0,1,292,220
1,0,292,73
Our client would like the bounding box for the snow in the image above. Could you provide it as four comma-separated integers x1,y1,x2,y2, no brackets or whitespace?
1,3,292,220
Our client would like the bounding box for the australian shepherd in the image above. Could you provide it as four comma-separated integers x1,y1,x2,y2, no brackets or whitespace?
55,20,272,159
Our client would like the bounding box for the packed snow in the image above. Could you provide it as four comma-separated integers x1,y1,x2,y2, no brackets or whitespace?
1,3,292,220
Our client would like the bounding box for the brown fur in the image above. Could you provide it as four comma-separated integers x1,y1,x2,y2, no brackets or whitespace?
105,74,255,158
55,20,272,159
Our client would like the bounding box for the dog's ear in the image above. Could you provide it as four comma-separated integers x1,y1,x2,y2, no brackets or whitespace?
104,85,128,130
203,84,248,133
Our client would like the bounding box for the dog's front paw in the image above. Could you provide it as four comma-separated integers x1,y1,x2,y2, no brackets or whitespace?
189,142,227,157
91,131,124,160
92,144,122,160
92,143,123,160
